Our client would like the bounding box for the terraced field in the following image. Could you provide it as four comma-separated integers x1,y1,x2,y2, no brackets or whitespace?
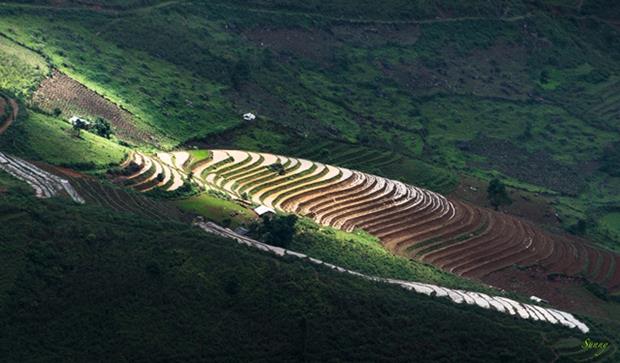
117,149,620,294
286,140,456,193
290,141,403,172
113,151,189,192
37,163,187,222
0,151,83,203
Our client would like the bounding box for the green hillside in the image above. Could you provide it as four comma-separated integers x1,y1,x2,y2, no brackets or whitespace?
0,181,594,362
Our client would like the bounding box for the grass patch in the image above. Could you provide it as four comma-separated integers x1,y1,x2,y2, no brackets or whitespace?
175,192,255,228
188,149,210,161
0,34,49,97
0,109,127,169
291,218,499,294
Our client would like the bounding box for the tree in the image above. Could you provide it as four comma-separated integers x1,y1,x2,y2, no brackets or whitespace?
72,118,88,137
539,70,550,84
252,214,298,248
268,163,285,175
568,219,588,236
93,117,112,139
487,178,512,210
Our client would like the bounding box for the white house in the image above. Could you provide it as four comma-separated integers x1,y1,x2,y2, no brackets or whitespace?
254,205,275,217
243,113,256,121
529,296,548,304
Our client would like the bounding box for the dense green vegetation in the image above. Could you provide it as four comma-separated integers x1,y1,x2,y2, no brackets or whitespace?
0,183,593,362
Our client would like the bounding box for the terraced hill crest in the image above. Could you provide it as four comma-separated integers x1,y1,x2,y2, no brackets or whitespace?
116,149,620,295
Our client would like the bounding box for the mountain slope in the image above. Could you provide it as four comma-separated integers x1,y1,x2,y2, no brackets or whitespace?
0,182,589,362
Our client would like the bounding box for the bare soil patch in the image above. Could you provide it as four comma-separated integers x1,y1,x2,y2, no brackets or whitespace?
483,266,610,319
35,162,86,179
331,24,421,46
382,43,532,101
31,70,153,143
462,136,592,195
450,174,562,230
243,24,421,64
243,27,338,63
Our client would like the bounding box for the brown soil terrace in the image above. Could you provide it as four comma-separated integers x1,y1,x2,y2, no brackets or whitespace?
117,150,620,300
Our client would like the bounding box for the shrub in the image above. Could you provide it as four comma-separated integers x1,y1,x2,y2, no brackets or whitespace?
93,117,113,139
268,162,286,175
487,178,512,210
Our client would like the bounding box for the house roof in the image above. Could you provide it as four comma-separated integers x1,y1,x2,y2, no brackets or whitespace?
254,205,275,216
529,295,546,303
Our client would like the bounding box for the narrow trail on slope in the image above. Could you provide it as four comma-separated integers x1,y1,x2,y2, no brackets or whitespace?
0,98,18,135
211,3,532,25
0,0,183,14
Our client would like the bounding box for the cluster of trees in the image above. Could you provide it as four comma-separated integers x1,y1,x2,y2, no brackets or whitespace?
251,214,298,248
72,117,112,139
